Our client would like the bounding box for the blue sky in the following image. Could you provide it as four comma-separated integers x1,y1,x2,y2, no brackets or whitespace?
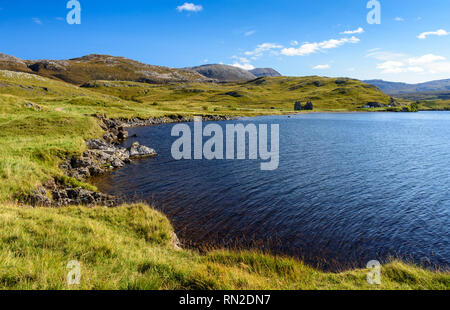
0,0,449,83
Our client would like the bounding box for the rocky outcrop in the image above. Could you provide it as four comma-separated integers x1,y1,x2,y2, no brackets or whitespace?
28,114,233,207
26,176,117,207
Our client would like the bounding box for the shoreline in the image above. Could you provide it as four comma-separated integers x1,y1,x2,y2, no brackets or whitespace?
27,114,235,207
31,109,445,207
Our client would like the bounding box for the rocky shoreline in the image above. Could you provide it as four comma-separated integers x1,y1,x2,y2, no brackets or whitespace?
28,114,234,207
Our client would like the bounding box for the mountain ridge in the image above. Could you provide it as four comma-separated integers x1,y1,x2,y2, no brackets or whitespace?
364,79,450,94
250,68,282,78
0,53,211,85
186,64,257,82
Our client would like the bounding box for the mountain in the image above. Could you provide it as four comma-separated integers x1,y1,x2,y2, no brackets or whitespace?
0,53,210,85
364,79,450,94
249,68,281,78
0,53,33,73
187,64,257,82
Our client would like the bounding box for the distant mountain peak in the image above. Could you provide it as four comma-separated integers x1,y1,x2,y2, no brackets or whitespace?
250,68,281,78
187,64,257,82
364,79,450,94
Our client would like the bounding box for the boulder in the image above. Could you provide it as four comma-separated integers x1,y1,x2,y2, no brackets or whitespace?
128,142,157,158
24,102,42,111
29,187,51,206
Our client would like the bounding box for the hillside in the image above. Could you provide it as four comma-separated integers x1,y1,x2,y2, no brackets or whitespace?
187,64,257,82
365,79,450,94
82,76,395,114
250,68,282,77
0,53,211,85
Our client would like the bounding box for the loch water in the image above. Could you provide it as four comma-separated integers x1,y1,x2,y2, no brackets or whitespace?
94,112,450,270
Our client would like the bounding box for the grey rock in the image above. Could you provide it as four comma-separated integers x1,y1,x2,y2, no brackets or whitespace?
111,158,125,168
29,187,51,206
25,102,42,111
129,142,157,158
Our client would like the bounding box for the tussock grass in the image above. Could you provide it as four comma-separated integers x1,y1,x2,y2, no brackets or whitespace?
0,203,448,290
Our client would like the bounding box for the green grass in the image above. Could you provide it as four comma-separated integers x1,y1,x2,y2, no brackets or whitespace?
418,99,450,111
0,203,447,290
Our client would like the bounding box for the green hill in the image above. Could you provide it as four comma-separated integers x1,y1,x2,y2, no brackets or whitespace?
81,76,395,114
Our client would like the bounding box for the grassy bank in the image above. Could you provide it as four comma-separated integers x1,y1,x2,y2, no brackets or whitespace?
0,203,448,290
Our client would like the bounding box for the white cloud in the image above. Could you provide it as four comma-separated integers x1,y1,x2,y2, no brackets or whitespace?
376,61,424,74
244,30,256,37
32,18,42,25
230,56,255,70
376,61,404,73
427,61,450,74
408,54,446,65
365,50,405,61
281,43,319,56
417,29,449,39
231,62,255,70
244,43,283,57
290,40,299,46
313,64,330,70
340,27,364,34
281,36,360,56
177,3,203,12
394,17,404,22
372,51,450,75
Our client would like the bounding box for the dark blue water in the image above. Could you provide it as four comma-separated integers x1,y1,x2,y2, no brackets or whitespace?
95,112,450,271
